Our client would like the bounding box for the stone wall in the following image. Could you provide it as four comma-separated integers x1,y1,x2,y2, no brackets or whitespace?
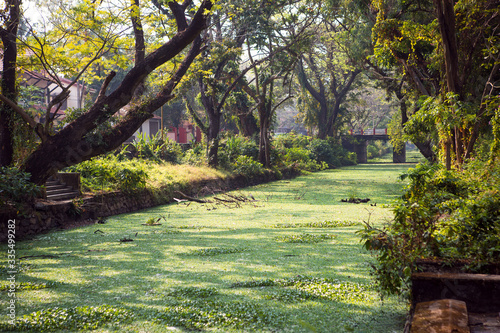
0,168,300,242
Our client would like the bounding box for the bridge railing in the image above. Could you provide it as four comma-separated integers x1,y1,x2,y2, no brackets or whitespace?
347,128,388,135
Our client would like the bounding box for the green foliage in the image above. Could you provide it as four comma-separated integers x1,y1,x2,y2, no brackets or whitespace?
65,155,148,193
128,132,183,163
272,134,326,171
359,161,500,296
0,281,57,292
166,286,219,299
214,134,266,175
156,299,286,330
12,86,43,165
0,305,134,332
0,167,41,209
387,112,405,154
274,132,312,150
230,275,371,303
273,220,359,228
273,133,356,169
264,288,318,302
219,134,259,167
181,143,206,166
449,189,500,264
371,0,499,166
307,138,344,167
183,247,247,256
275,233,336,243
367,141,391,160
283,147,327,172
231,155,265,176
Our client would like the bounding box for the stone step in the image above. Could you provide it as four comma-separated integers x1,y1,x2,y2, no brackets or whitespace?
46,184,67,190
46,187,74,195
44,177,80,201
46,191,80,201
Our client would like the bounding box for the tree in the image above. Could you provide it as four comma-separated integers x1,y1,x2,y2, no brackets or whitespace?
236,1,315,167
0,0,21,166
295,2,372,139
190,1,249,167
371,0,500,166
0,0,214,184
344,85,395,133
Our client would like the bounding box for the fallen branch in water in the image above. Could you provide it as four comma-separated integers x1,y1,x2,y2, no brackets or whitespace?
174,191,210,203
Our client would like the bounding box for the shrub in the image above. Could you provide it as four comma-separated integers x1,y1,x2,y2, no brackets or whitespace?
367,140,391,160
218,134,259,170
0,305,133,332
182,144,206,166
306,138,351,168
128,132,183,163
65,156,148,193
274,134,355,169
0,167,41,210
282,147,327,172
115,167,148,192
274,132,311,149
231,155,265,176
359,161,500,297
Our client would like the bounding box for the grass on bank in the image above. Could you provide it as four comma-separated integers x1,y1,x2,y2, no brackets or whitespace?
0,163,415,332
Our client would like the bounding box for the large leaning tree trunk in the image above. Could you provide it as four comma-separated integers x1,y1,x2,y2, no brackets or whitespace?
4,0,213,185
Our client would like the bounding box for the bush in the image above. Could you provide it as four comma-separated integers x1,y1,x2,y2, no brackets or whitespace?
219,134,259,170
65,156,148,193
359,161,500,297
182,144,206,166
273,132,311,150
306,138,352,168
367,141,391,160
288,147,329,172
127,132,183,163
0,167,42,206
0,167,41,210
450,189,500,264
273,133,354,170
231,155,265,176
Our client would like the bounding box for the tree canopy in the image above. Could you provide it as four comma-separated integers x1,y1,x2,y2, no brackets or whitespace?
0,0,499,183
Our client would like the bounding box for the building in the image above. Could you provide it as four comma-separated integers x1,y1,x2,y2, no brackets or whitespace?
14,68,201,145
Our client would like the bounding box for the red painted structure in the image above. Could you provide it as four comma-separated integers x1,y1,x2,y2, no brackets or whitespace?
167,122,202,144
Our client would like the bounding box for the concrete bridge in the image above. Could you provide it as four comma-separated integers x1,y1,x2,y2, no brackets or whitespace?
341,129,406,163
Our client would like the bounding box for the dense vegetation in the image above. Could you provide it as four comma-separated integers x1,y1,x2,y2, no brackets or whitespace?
1,0,497,182
0,0,499,310
0,163,410,332
360,158,500,296
64,132,359,193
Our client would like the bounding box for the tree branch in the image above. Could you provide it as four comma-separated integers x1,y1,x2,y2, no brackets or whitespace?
0,93,48,142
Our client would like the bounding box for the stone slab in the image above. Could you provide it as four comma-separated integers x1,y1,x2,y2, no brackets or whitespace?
411,299,469,333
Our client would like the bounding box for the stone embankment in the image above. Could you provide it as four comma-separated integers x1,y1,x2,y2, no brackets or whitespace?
0,169,300,242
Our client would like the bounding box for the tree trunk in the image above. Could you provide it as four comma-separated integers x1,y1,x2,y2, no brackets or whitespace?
316,102,330,140
237,107,258,138
415,140,438,163
207,108,221,168
258,117,271,167
434,0,461,96
434,0,462,168
0,0,21,167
